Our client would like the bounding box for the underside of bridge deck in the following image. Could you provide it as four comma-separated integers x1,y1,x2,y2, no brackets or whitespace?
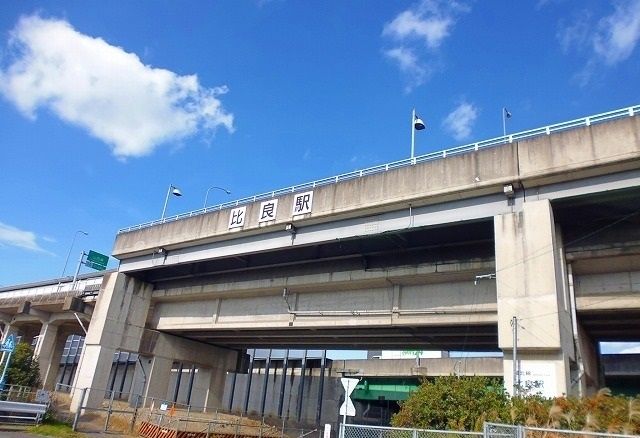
165,323,500,351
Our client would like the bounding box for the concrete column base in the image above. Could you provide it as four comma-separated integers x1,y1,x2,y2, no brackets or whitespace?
128,355,148,406
202,366,228,410
144,356,173,403
70,344,116,412
36,325,71,390
503,350,570,397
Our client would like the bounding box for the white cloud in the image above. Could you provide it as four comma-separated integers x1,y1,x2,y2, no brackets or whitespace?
442,101,478,141
557,1,640,83
593,1,640,65
620,345,640,354
383,0,469,49
0,15,234,158
601,342,640,354
382,1,469,90
557,11,592,53
0,221,45,252
383,47,428,90
384,10,451,49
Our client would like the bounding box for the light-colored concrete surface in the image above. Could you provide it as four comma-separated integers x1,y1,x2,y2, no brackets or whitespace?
113,117,640,259
494,200,575,396
71,273,153,411
3,115,640,409
333,357,503,377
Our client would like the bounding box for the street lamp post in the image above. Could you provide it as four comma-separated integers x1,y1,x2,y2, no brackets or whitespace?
161,184,182,220
57,230,88,289
411,108,426,159
503,107,512,138
204,186,231,209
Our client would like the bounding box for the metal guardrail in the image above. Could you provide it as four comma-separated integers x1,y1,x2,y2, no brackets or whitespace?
0,400,48,424
118,105,640,234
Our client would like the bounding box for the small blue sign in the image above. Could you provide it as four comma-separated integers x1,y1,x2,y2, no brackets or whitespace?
1,334,16,353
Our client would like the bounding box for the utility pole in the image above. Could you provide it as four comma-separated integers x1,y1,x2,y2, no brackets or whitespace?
511,316,519,396
71,251,87,291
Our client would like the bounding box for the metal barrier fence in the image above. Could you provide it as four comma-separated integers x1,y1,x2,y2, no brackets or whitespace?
343,424,483,438
71,387,140,434
0,386,51,425
483,423,640,438
68,386,317,437
137,395,317,438
344,424,640,438
45,385,640,438
522,425,640,438
0,385,39,402
484,423,520,438
118,104,640,234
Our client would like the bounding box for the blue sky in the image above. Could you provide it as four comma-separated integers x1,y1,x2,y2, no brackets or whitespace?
0,0,639,293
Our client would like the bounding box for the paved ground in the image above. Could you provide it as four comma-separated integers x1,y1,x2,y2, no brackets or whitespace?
0,428,131,437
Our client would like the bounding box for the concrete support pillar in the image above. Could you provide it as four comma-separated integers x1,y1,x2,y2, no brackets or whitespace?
1,324,18,343
34,323,70,390
128,356,149,405
494,199,575,397
0,317,13,341
70,272,153,412
577,323,600,394
138,330,238,410
143,356,173,402
74,344,117,408
203,366,228,409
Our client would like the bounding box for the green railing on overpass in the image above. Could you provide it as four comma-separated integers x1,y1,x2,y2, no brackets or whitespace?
118,104,640,234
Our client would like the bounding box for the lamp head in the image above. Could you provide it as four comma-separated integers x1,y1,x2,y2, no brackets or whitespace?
414,117,426,131
171,187,182,197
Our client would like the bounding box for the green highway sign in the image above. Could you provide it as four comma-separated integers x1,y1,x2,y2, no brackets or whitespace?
86,250,109,270
85,260,107,271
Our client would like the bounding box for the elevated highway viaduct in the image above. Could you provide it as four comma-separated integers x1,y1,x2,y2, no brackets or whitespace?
61,107,639,409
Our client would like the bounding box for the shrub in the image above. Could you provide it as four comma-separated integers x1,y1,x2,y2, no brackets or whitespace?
391,376,510,431
392,376,640,434
6,342,41,388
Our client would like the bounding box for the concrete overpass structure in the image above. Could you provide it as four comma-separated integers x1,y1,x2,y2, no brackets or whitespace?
78,105,640,407
0,273,103,390
2,105,640,413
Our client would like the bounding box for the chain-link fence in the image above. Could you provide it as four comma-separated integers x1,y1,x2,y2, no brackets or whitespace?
136,397,318,438
484,423,520,438
65,387,319,437
343,424,483,438
523,426,639,438
344,424,640,438
70,386,140,434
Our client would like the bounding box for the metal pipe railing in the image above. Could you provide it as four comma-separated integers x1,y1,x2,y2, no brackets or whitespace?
118,104,639,234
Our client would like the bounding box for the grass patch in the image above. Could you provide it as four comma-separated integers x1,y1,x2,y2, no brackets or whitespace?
27,420,84,437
